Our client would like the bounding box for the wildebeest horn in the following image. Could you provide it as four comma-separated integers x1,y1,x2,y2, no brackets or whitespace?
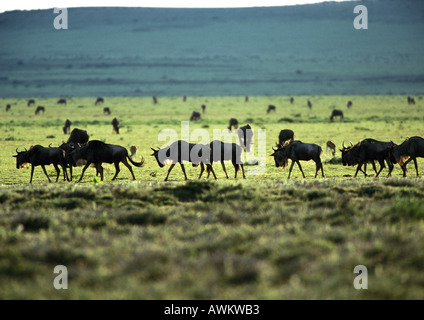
16,148,19,153
349,141,353,147
272,146,277,151
342,141,346,149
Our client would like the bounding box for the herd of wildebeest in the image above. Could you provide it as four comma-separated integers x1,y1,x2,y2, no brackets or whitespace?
7,95,424,183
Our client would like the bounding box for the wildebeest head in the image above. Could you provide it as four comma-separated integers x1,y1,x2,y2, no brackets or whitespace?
270,146,290,168
13,148,31,169
339,141,356,166
151,147,169,168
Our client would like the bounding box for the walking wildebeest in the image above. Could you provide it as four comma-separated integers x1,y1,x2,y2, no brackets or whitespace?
267,105,276,113
67,128,89,145
63,119,72,134
150,140,216,181
57,98,67,105
326,141,336,157
201,104,206,114
307,100,312,109
228,118,239,131
153,96,158,104
14,145,68,183
270,140,324,179
238,124,253,152
6,104,11,112
340,140,378,177
27,99,35,107
390,136,424,177
201,140,246,179
66,140,145,182
330,109,344,122
347,100,353,108
103,107,111,115
277,129,295,148
35,106,45,115
95,97,104,105
112,117,120,134
190,111,201,121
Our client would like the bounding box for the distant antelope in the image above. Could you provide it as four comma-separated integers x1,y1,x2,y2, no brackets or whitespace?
129,145,137,160
326,141,336,157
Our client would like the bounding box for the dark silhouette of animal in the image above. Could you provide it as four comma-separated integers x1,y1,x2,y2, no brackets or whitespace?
277,129,295,148
326,141,336,157
6,104,11,112
57,98,67,105
339,141,377,177
201,105,206,114
67,128,89,145
228,118,239,131
245,96,249,102
63,119,72,134
153,96,158,104
270,140,324,179
27,99,35,107
307,100,312,109
150,140,215,181
238,124,253,152
183,96,187,102
14,145,68,183
35,106,45,115
330,109,344,121
59,142,81,181
112,117,120,134
103,107,111,115
95,97,104,105
190,111,201,121
390,136,424,177
267,105,276,113
66,140,145,182
129,146,137,160
407,96,416,105
201,140,245,179
290,97,294,104
347,101,353,108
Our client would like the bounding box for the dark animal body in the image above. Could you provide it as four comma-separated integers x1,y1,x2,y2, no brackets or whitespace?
238,124,253,152
228,118,239,131
277,129,294,148
57,98,67,105
270,140,324,179
95,97,104,105
63,119,72,134
6,104,11,111
66,140,145,182
14,145,68,183
59,142,80,181
330,109,344,121
151,140,216,181
267,105,276,113
35,106,45,115
153,96,158,104
103,107,111,115
347,100,353,108
67,128,89,145
201,105,206,114
190,111,201,121
290,97,294,104
112,117,120,134
307,100,312,109
245,96,249,102
27,99,35,107
390,136,424,177
407,96,416,105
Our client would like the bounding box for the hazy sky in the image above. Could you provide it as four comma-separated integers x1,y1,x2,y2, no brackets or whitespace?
0,0,356,13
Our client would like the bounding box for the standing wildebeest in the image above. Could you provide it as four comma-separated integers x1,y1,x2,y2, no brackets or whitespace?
27,99,35,107
347,100,353,108
407,96,416,105
267,105,276,113
112,117,120,134
270,140,324,179
63,119,72,134
228,118,239,131
150,140,216,181
245,96,249,102
153,96,158,104
190,111,201,121
95,97,104,105
67,128,89,145
35,106,45,115
103,107,111,115
290,97,294,104
326,141,336,157
277,129,294,148
390,136,424,177
340,140,377,177
57,98,67,106
201,140,246,179
66,140,145,182
238,124,253,152
307,100,312,109
14,145,68,183
330,109,344,122
183,96,187,102
201,104,206,114
6,104,11,112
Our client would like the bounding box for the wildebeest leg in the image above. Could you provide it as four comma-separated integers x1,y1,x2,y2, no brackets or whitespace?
315,161,324,178
354,162,363,177
198,163,205,179
164,164,175,181
287,160,296,179
112,162,121,181
375,160,385,177
401,158,413,177
122,159,136,180
413,158,419,176
78,162,92,182
53,163,60,182
296,161,306,178
221,161,229,179
208,164,217,180
386,159,394,177
240,164,246,179
95,163,104,181
41,165,52,183
180,163,188,180
29,165,35,183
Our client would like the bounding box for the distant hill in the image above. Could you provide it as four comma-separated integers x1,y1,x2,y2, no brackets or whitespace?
0,0,423,97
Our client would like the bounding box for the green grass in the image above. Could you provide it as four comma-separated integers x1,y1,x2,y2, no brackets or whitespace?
0,95,424,299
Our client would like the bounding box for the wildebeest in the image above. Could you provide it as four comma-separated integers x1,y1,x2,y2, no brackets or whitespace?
307,100,312,109
190,111,201,121
228,118,239,131
267,105,276,113
63,119,72,134
407,96,416,105
330,109,344,122
57,98,67,105
6,104,11,111
340,140,377,177
27,99,35,107
290,97,294,104
95,97,104,105
59,141,80,181
150,140,216,181
35,106,45,115
277,129,295,148
326,140,336,157
347,100,353,108
237,124,253,152
66,140,145,182
183,96,187,102
112,117,120,134
103,107,111,115
204,140,245,179
201,104,206,114
245,96,249,102
270,140,324,179
67,128,89,145
14,145,68,183
153,96,158,104
390,136,424,177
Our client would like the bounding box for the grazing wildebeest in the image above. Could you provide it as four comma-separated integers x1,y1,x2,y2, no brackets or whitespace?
14,145,68,183
237,124,253,152
112,117,120,134
407,96,416,105
347,100,353,108
66,140,145,182
103,107,111,115
270,140,324,179
63,119,72,134
201,140,245,179
57,98,67,105
330,109,344,122
190,111,201,121
326,140,336,157
267,105,276,113
95,97,104,105
277,129,295,148
390,136,424,177
27,99,35,107
150,140,216,181
228,118,239,131
6,104,11,112
153,96,158,104
35,106,45,115
201,104,206,114
67,128,89,145
290,97,294,104
307,100,312,109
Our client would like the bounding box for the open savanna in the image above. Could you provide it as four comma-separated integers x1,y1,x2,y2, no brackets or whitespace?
0,95,424,300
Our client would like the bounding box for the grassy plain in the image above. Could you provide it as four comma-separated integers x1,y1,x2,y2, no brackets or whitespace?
0,95,424,300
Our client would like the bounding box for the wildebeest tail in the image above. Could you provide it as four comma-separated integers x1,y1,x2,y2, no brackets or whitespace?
127,154,145,167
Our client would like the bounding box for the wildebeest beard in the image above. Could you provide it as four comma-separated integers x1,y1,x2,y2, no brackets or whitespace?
274,149,289,168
